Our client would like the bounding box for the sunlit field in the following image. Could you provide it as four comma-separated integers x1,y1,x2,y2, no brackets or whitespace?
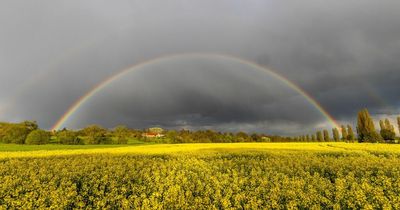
1,142,400,158
1,142,400,209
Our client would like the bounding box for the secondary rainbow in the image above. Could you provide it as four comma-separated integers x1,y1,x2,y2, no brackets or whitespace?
51,53,340,131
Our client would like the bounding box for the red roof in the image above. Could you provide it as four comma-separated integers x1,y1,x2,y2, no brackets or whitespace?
142,132,163,137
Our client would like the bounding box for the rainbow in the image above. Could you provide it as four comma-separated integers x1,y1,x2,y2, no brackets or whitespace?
51,53,340,131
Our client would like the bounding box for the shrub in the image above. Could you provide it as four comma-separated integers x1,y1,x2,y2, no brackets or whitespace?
81,125,110,144
25,129,50,145
57,130,82,145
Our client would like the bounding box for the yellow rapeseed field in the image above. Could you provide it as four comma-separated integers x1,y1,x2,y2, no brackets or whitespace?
2,142,400,159
1,143,400,209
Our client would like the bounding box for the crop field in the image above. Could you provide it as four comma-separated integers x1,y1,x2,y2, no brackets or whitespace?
1,143,400,209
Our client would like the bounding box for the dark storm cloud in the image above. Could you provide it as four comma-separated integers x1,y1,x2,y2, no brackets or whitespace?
1,0,400,135
63,59,322,135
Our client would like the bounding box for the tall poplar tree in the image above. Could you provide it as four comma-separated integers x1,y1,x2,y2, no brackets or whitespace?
356,109,382,142
380,118,395,140
397,116,400,134
347,125,355,141
332,128,340,141
385,119,395,133
379,120,386,131
341,125,348,141
316,131,323,142
323,130,330,142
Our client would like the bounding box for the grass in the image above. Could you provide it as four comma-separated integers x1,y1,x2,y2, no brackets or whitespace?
0,138,151,152
0,143,127,151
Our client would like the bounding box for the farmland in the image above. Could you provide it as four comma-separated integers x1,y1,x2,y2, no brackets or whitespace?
1,143,400,209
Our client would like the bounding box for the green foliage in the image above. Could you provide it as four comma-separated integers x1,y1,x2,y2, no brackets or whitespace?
380,119,396,141
81,125,111,144
341,125,347,141
385,119,395,133
0,123,32,144
347,125,355,141
1,109,398,145
382,119,394,140
380,129,396,141
21,120,38,132
332,128,340,141
164,130,177,144
357,109,382,142
311,134,316,141
25,129,50,145
112,125,129,144
236,132,251,142
397,117,400,134
323,130,330,142
379,120,385,131
57,130,82,145
316,131,323,142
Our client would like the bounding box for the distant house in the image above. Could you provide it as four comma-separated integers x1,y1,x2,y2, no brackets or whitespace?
142,132,164,138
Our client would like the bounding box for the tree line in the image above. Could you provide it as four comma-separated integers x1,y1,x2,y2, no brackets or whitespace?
295,108,400,143
0,122,277,145
0,108,399,145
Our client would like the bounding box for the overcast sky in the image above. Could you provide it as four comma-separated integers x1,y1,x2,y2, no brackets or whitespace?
1,0,399,135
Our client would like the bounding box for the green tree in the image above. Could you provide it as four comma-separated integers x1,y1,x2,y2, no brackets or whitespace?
380,129,396,141
356,109,382,142
379,120,386,132
113,125,129,144
311,134,316,141
22,120,38,132
347,125,355,141
341,125,348,141
397,116,400,135
316,131,323,142
165,130,178,143
25,129,50,145
380,119,396,141
1,123,31,144
251,133,261,142
57,130,81,145
332,128,340,141
81,125,110,144
323,130,330,142
236,132,250,142
0,122,11,143
385,119,395,133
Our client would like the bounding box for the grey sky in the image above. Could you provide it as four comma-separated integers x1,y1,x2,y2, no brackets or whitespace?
1,0,399,135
